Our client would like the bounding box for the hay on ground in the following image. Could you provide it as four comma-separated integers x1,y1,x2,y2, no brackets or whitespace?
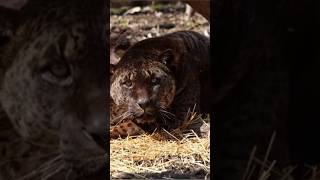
110,110,210,179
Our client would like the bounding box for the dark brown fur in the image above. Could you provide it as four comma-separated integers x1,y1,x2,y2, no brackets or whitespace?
110,31,210,138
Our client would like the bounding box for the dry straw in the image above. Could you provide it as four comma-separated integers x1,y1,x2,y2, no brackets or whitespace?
110,107,210,179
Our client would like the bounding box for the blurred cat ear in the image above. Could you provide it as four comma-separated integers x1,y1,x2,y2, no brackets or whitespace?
0,0,28,10
110,48,128,65
0,6,18,47
158,49,175,66
110,31,131,65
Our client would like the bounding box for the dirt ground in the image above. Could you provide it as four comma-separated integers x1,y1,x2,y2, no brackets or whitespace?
110,2,210,179
110,2,209,48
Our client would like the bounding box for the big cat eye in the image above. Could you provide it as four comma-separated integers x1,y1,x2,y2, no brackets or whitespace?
122,80,133,88
40,62,73,86
151,77,160,85
49,64,70,79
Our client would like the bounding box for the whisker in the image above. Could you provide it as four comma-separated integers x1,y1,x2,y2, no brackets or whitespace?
159,111,170,119
159,109,177,122
159,108,180,127
116,111,130,120
159,113,167,125
111,112,127,122
160,109,176,118
160,111,175,119
160,113,174,124
114,112,132,126
39,159,63,174
41,162,65,180
40,160,64,180
0,151,59,167
17,154,62,180
111,111,131,125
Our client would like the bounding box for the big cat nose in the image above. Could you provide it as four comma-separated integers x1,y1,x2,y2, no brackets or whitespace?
85,114,107,150
137,98,150,109
137,98,156,116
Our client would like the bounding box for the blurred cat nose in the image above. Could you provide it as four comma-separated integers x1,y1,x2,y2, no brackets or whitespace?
85,113,107,150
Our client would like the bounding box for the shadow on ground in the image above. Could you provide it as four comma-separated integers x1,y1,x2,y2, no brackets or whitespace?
111,169,209,179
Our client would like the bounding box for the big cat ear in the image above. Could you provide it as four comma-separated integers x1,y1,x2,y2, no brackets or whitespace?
110,31,131,65
110,64,116,76
158,49,175,66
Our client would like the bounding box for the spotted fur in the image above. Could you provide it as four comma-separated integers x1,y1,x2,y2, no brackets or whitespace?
110,31,210,138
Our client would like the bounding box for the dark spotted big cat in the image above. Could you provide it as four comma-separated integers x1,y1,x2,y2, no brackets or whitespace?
0,0,107,179
110,31,210,138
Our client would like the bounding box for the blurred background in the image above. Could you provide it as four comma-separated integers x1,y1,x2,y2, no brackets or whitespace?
110,0,210,64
